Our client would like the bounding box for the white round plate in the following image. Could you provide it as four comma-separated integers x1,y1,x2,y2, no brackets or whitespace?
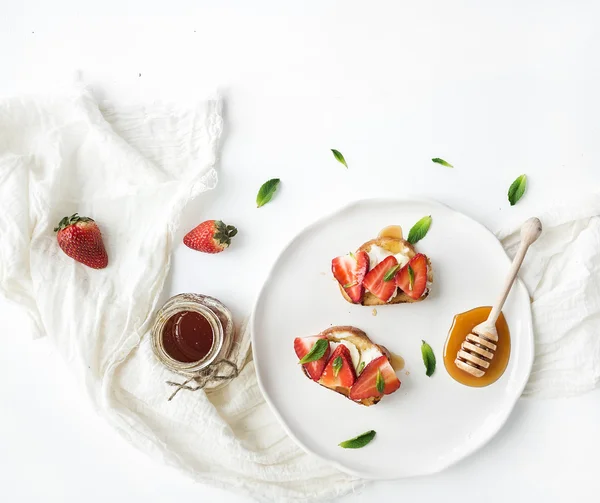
251,198,533,479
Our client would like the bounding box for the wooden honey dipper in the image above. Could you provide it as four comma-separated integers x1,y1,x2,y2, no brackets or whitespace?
455,217,542,377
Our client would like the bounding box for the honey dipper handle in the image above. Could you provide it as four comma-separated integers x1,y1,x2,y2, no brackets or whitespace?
488,218,542,324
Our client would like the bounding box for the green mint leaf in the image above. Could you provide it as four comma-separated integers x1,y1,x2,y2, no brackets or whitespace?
343,281,358,288
376,369,385,394
256,178,281,208
331,149,348,168
508,174,527,206
332,356,343,377
383,264,401,282
339,430,376,449
357,361,366,374
298,339,329,364
432,158,453,168
407,215,432,244
349,251,356,260
408,264,414,291
421,340,436,377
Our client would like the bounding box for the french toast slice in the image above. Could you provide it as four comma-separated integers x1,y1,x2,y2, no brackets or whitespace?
296,326,400,406
337,237,433,306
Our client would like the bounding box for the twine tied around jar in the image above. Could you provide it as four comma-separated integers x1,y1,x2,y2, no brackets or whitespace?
151,293,239,401
166,359,239,401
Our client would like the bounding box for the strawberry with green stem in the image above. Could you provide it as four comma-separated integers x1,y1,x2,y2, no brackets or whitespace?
183,220,237,254
54,213,108,269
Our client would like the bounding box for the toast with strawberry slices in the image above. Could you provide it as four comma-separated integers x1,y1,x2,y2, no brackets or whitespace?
294,326,401,406
332,236,433,306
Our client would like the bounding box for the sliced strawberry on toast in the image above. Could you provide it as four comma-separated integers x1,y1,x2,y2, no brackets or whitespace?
362,255,399,302
294,336,330,381
349,355,401,401
319,344,357,392
331,251,369,304
396,253,428,300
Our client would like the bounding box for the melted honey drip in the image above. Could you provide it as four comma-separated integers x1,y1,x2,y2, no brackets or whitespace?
385,240,404,253
389,352,405,372
378,225,403,240
443,306,511,387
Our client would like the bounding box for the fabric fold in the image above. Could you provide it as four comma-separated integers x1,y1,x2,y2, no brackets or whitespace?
499,194,600,397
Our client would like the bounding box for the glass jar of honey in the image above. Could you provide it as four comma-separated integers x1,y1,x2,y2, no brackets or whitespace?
151,293,234,376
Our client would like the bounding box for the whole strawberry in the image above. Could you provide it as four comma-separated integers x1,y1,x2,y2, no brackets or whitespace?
54,213,108,269
183,220,237,254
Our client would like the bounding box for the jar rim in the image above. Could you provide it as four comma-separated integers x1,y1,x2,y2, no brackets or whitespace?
152,300,224,374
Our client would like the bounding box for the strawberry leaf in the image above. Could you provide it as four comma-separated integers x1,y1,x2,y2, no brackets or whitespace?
343,281,358,288
332,356,343,377
421,340,436,377
432,157,453,168
339,430,376,449
376,369,385,394
256,178,281,208
331,149,348,168
214,220,237,246
298,339,329,364
383,264,401,282
407,215,432,244
508,174,527,206
54,213,94,232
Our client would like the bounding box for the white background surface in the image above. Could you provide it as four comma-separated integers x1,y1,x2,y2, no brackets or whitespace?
1,1,600,502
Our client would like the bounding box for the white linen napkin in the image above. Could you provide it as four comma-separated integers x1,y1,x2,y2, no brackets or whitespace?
0,90,598,502
0,89,360,502
498,195,600,397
